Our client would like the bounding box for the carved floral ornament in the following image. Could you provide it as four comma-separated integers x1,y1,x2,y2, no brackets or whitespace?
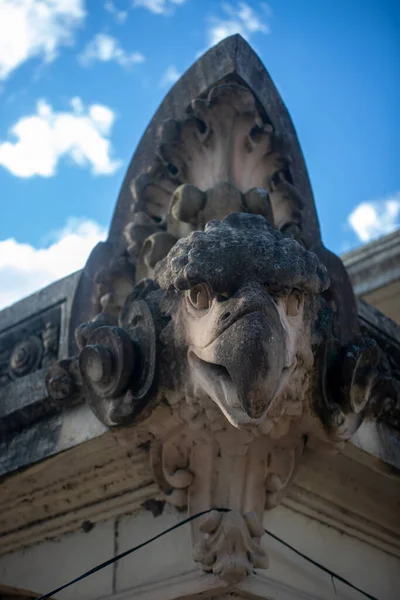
0,320,59,388
46,38,399,587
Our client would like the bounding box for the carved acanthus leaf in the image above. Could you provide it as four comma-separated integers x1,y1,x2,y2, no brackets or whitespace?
156,84,286,192
193,510,268,583
142,397,303,582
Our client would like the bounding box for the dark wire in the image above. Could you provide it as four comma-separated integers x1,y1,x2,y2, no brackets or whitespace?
36,507,379,600
264,528,378,600
35,509,229,600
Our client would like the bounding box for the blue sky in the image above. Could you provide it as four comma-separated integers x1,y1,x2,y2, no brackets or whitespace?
0,0,399,309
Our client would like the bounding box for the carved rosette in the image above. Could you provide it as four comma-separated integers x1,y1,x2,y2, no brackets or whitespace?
0,310,60,388
9,336,43,379
46,35,400,588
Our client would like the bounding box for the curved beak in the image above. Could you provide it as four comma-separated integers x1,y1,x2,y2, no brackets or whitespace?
188,287,292,428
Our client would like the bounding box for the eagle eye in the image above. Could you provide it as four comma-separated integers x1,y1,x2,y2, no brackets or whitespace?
187,283,211,311
286,288,303,317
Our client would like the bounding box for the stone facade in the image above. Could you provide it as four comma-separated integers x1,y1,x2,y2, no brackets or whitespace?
343,229,400,324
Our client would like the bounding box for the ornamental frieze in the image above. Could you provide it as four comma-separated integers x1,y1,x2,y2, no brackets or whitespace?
0,307,60,389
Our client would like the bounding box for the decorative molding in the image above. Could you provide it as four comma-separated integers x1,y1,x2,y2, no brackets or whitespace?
342,229,400,297
94,555,356,600
0,307,60,389
0,428,399,560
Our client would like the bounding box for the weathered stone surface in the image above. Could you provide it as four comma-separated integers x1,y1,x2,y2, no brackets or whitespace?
0,520,114,599
343,230,400,323
0,34,399,592
0,403,106,478
0,427,399,561
0,272,79,355
0,272,89,476
111,35,319,242
0,300,60,390
155,213,329,428
0,272,82,434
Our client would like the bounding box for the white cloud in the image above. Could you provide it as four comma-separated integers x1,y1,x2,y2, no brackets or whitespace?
0,97,121,177
104,0,128,24
159,64,180,87
207,2,271,47
347,192,400,243
0,0,85,81
79,33,144,67
132,0,187,16
0,218,107,310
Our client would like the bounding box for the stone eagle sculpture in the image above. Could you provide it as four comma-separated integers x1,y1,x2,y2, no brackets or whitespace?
154,212,329,430
45,35,399,584
47,208,382,582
